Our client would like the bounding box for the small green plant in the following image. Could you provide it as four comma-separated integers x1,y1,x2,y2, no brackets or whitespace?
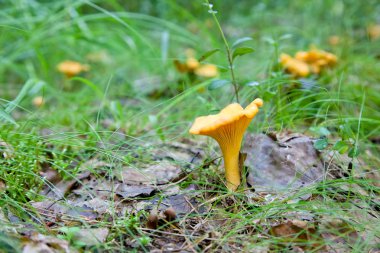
137,236,151,247
58,227,87,248
0,132,44,202
204,1,255,102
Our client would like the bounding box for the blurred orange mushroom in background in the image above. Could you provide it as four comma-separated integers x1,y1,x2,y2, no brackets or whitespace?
280,48,337,77
328,35,340,46
295,48,337,74
367,24,380,40
189,98,263,191
32,96,44,107
174,49,218,78
194,64,218,78
57,60,90,78
280,54,310,77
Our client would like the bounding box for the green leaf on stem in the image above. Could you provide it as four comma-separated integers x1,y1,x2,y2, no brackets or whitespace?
198,49,220,62
208,79,230,90
232,37,253,49
332,140,349,154
232,47,255,61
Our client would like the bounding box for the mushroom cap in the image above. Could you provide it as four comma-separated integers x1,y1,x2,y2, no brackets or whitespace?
295,50,321,63
282,49,337,77
174,48,218,78
32,96,44,107
328,35,340,46
57,61,89,76
295,49,337,66
368,24,380,40
186,57,200,71
324,52,337,65
194,64,218,78
280,53,310,77
174,59,188,73
189,98,263,135
310,64,321,74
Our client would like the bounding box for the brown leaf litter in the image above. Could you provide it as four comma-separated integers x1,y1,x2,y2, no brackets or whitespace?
2,133,379,252
243,132,325,192
270,219,324,251
23,139,206,221
21,233,71,253
73,228,109,246
117,160,184,185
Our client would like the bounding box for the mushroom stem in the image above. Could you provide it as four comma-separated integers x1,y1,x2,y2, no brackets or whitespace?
212,120,248,191
221,146,240,191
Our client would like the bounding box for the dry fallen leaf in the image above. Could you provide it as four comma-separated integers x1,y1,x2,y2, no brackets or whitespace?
153,141,205,168
116,184,156,198
270,220,324,251
23,242,56,253
39,168,61,185
244,133,324,191
147,194,202,216
75,198,112,215
31,200,98,221
22,232,71,253
73,228,109,246
44,171,91,199
81,158,113,171
119,160,183,185
71,174,116,201
320,218,362,252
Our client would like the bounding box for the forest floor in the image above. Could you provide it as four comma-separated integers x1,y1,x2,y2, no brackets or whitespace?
1,1,380,252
